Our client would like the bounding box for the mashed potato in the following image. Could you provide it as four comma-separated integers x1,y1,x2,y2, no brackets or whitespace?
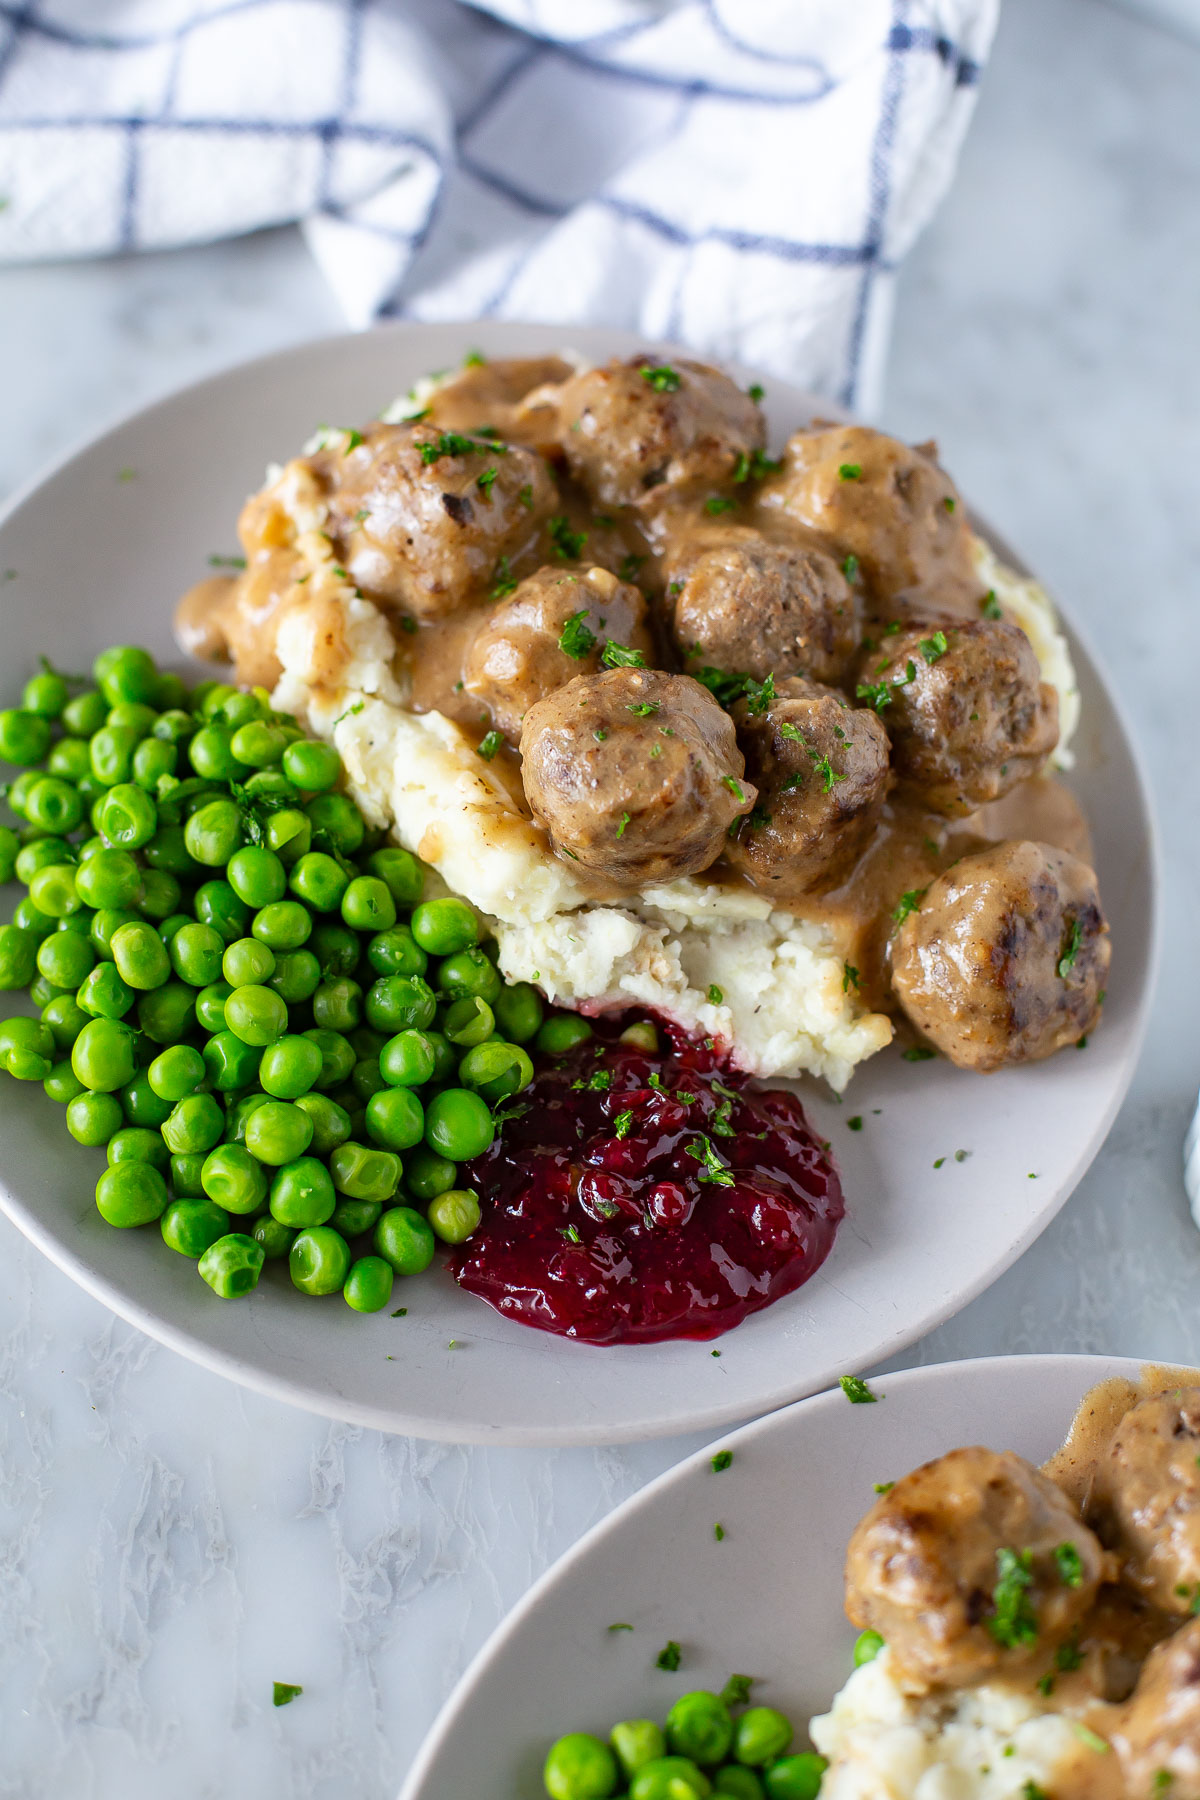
267,454,1079,1090
810,1649,1108,1799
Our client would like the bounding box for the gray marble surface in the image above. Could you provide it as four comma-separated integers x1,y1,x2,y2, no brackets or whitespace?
1,0,1198,1793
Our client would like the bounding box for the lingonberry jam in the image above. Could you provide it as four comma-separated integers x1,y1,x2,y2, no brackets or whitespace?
452,1023,844,1345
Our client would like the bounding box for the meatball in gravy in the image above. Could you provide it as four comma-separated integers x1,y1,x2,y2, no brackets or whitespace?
845,1446,1106,1691
666,530,861,686
463,565,653,745
520,667,755,886
890,840,1109,1071
1112,1617,1200,1799
862,618,1059,816
725,679,891,900
1094,1389,1200,1618
556,356,765,511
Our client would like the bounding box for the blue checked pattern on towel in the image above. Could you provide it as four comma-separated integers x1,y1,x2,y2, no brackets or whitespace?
0,0,998,411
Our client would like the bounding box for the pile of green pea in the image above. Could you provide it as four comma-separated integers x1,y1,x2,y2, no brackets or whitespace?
543,1689,827,1800
0,644,584,1313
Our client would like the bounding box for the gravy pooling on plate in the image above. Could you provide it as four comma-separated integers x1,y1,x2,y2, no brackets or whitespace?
178,353,1110,1072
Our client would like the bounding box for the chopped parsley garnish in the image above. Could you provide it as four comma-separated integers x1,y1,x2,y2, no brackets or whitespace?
1153,1772,1175,1792
839,462,862,480
601,640,647,670
1073,1724,1110,1755
873,1481,894,1495
779,722,845,793
747,383,765,403
704,496,737,515
721,1673,754,1706
491,556,518,599
919,630,948,664
743,672,776,716
839,1375,878,1405
573,1070,612,1092
559,609,597,659
332,700,365,726
841,553,859,582
391,1307,408,1317
608,1622,633,1633
1055,1636,1083,1672
892,888,927,926
619,553,646,582
988,1547,1038,1649
656,1640,682,1671
713,1523,726,1541
981,589,1003,619
687,1136,735,1186
710,1099,735,1138
944,495,957,513
207,553,247,569
1054,1543,1084,1587
613,1110,634,1139
273,1682,303,1707
419,430,504,465
476,466,498,498
707,984,724,1005
903,1044,936,1061
933,1157,946,1169
690,665,758,708
642,364,682,392
721,775,746,803
843,965,860,993
743,804,771,832
476,730,503,761
593,727,609,743
732,449,783,484
1021,1784,1049,1800
561,1224,581,1243
518,483,534,509
1057,916,1083,978
616,811,631,839
549,514,587,561
1037,1673,1055,1696
668,579,684,596
847,1116,863,1132
711,1450,733,1472
627,701,661,716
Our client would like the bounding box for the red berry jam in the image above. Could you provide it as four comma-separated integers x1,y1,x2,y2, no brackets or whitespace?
452,1024,844,1345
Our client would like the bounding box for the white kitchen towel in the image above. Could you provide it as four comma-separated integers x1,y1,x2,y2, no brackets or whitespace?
0,0,998,411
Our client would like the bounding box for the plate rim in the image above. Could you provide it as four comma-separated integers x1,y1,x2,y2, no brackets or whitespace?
0,320,1162,1445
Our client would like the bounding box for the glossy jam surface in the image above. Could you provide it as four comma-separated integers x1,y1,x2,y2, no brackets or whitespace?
453,1027,845,1345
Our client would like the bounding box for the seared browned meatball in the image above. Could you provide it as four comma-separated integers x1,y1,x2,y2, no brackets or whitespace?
890,840,1110,1072
756,424,980,608
519,667,755,885
556,356,765,511
725,679,891,900
1112,1618,1200,1798
665,529,861,685
845,1446,1107,1691
312,421,556,621
1093,1389,1200,1617
462,565,653,744
860,618,1058,816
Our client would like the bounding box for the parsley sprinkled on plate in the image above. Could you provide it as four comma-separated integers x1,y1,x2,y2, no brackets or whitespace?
919,630,948,664
989,1547,1038,1648
713,1522,726,1541
615,811,631,839
847,1115,863,1132
704,496,737,516
711,1450,733,1472
476,730,503,761
843,964,860,993
873,1480,894,1495
602,640,647,670
608,1622,633,1633
549,514,587,560
903,1044,936,1062
839,1374,878,1404
273,1682,303,1707
747,383,765,403
981,589,1003,618
892,888,927,925
707,984,723,1005
476,466,498,498
559,609,597,659
656,1640,683,1671
642,364,682,392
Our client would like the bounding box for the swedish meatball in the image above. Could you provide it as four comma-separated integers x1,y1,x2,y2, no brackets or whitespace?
890,840,1110,1072
756,425,980,608
520,667,755,885
312,421,556,621
556,356,765,511
1094,1389,1200,1617
1112,1618,1200,1799
725,679,891,899
462,564,653,744
861,618,1058,816
845,1446,1107,1691
666,529,861,685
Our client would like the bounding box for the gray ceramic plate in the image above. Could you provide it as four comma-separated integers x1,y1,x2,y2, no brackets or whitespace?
0,323,1157,1444
398,1354,1155,1798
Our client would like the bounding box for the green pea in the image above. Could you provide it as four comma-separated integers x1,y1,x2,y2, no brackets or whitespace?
225,845,285,909
195,980,234,1032
441,995,495,1048
182,797,241,867
612,1723,668,1783
152,706,196,743
340,1255,392,1313
281,738,340,791
424,1087,494,1161
266,948,319,1004
97,782,158,850
258,1034,323,1100
378,1028,436,1089
252,900,312,951
330,1140,401,1204
713,1772,763,1799
730,1710,790,1770
46,738,91,784
852,1631,884,1669
138,870,181,921
71,1017,138,1091
207,688,261,729
365,845,423,907
410,897,478,956
44,1058,85,1104
312,976,362,1034
0,924,38,989
144,825,200,880
348,1057,384,1105
630,1760,711,1800
0,708,52,766
29,863,82,920
373,1205,435,1277
62,688,108,737
537,1014,594,1055
269,1156,336,1228
339,875,394,934
161,1198,231,1258
194,879,251,945
89,724,140,787
404,1146,457,1202
137,981,196,1045
120,1068,173,1127
0,1015,56,1080
426,1188,481,1245
364,974,437,1037
244,1098,313,1166
66,1088,124,1144
492,981,544,1043
364,926,426,980
198,1232,265,1298
95,1160,168,1228
89,907,139,962
196,682,235,720
290,1092,351,1158
188,723,246,782
169,1153,207,1198
230,720,287,767
364,1084,424,1152
147,1043,205,1103
252,1215,294,1260
666,1695,734,1768
436,947,502,1005
170,921,225,987
162,1092,225,1156
544,1733,620,1800
310,922,359,976
458,1038,533,1104
287,1224,351,1296
95,645,159,707
110,920,171,990
13,896,55,943
107,1125,170,1170
328,1196,380,1238
265,807,311,864
224,983,288,1046
302,1026,357,1091
201,1143,270,1215
223,935,276,989
304,792,363,854
29,973,65,1012
24,777,84,836
132,736,177,790
289,851,349,913
760,1756,826,1800
36,931,94,991
16,838,72,885
43,993,90,1051
0,825,18,882
22,669,69,718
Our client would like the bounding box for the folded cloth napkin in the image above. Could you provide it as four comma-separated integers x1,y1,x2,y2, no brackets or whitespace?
0,0,997,411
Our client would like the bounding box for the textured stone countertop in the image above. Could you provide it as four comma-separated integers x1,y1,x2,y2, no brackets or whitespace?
1,0,1198,1794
